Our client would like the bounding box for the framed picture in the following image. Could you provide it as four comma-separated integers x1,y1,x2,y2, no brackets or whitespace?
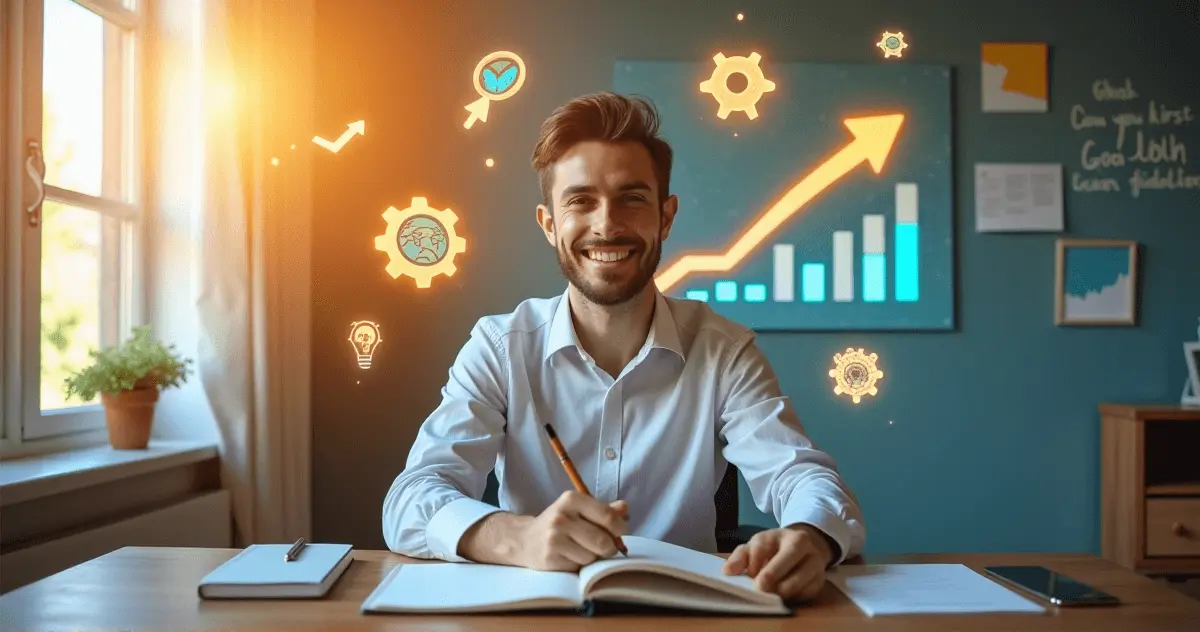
981,42,1049,113
1184,342,1200,406
1054,239,1139,326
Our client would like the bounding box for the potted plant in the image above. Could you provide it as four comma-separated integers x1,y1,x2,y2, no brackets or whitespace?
63,325,193,450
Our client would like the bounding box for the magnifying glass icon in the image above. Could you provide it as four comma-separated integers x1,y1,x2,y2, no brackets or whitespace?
464,51,527,129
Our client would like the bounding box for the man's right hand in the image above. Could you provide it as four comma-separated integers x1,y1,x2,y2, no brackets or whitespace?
458,491,628,571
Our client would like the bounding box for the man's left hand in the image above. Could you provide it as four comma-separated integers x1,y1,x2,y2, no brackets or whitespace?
721,524,835,602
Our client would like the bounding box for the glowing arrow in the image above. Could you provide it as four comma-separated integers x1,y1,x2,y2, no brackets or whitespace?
312,120,365,153
463,97,490,129
655,113,905,295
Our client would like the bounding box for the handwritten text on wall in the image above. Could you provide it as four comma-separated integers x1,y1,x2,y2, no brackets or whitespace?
1070,79,1197,198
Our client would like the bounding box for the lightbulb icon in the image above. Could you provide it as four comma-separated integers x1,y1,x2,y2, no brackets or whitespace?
349,320,382,369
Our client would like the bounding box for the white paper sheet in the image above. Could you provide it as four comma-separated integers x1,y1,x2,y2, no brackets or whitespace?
828,564,1047,617
975,163,1064,232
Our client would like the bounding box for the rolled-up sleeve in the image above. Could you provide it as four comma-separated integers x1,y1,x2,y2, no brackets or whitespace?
717,333,866,565
381,319,508,561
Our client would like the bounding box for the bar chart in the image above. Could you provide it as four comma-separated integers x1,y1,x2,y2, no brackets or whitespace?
615,60,954,331
684,183,921,306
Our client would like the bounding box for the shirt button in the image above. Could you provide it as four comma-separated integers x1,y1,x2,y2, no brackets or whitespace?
605,448,617,460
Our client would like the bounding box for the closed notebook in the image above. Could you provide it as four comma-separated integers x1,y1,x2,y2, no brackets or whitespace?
198,543,354,599
360,536,790,616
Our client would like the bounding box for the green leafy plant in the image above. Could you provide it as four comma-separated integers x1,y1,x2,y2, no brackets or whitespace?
63,325,193,402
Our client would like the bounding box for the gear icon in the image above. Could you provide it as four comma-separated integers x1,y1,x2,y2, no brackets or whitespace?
877,31,908,59
374,197,467,289
698,52,776,120
828,348,884,404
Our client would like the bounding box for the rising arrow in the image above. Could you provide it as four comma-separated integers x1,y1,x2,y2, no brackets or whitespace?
312,120,366,153
654,114,905,295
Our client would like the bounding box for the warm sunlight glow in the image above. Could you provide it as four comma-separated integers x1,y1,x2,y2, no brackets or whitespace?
43,0,103,196
654,114,906,294
464,51,527,129
485,158,495,167
374,197,468,289
699,52,776,120
736,13,744,21
41,0,106,409
829,348,884,404
205,71,238,116
313,120,365,152
270,157,279,166
877,31,909,58
348,321,382,369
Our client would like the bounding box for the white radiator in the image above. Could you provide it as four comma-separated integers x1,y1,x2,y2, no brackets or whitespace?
0,489,231,593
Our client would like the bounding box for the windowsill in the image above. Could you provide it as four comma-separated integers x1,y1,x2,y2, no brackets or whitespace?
0,440,218,507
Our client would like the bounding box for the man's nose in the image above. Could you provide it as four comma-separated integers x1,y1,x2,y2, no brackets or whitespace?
591,199,625,237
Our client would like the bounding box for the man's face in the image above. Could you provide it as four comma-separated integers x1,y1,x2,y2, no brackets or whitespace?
537,140,678,306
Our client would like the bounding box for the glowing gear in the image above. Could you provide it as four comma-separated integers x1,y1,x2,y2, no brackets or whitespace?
829,347,884,404
877,32,908,58
698,52,776,120
374,197,467,289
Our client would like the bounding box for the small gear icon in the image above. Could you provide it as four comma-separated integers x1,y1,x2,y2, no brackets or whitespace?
374,196,467,289
877,31,908,59
828,348,884,404
698,51,776,120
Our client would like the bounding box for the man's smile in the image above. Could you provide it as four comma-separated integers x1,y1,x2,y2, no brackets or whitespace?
581,246,636,263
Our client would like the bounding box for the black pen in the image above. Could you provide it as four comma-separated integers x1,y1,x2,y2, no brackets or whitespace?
285,537,306,562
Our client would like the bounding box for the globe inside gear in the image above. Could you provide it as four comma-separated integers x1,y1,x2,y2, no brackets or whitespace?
828,347,884,404
374,197,467,289
698,52,776,120
877,31,908,58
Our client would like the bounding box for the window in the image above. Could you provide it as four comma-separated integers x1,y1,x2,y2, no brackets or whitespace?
3,0,144,456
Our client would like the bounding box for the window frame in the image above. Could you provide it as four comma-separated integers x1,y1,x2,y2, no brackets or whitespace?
2,0,146,458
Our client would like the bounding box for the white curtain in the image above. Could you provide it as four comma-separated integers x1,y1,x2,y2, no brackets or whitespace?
147,0,314,546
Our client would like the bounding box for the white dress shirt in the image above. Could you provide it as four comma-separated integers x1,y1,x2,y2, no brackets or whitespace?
382,287,866,564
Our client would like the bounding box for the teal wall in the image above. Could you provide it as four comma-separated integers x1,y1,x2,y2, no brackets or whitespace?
311,0,1200,555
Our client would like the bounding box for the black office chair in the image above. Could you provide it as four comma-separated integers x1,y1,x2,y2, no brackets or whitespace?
482,464,765,553
714,463,767,552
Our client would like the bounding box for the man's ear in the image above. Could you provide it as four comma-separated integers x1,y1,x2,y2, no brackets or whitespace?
536,204,556,247
660,194,679,241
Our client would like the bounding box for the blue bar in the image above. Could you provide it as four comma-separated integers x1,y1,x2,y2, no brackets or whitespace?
896,223,919,302
685,289,709,302
801,263,826,303
744,283,767,302
714,280,738,302
863,254,886,302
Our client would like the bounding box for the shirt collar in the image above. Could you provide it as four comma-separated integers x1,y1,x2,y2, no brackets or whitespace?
543,287,685,364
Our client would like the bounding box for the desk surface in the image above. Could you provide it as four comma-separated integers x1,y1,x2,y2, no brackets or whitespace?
1,547,1198,631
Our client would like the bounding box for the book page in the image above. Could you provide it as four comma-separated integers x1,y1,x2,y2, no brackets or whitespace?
361,563,580,613
578,536,779,606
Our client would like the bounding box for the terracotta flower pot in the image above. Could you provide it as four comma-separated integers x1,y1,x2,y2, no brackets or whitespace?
100,379,160,449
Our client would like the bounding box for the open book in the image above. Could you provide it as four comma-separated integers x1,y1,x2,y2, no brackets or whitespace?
361,536,790,616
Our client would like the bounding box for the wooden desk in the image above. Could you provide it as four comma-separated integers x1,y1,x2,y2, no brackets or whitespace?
1,547,1197,631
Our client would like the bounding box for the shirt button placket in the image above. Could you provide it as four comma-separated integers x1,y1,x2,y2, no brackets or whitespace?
597,383,622,501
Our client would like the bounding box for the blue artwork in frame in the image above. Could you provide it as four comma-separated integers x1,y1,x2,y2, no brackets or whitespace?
1054,239,1139,326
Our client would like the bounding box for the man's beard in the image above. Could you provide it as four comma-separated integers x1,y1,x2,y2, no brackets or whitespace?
555,229,662,307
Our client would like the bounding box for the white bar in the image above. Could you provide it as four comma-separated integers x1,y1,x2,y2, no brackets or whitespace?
44,185,142,221
896,183,919,223
772,244,794,302
833,231,854,302
863,215,885,254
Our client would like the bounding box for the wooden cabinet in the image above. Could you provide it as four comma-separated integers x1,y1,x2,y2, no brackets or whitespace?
1100,404,1200,575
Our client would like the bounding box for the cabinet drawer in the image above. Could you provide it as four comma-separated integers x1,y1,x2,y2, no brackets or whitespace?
1145,498,1200,557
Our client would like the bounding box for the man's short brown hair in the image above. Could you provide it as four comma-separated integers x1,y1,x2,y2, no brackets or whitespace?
530,92,674,207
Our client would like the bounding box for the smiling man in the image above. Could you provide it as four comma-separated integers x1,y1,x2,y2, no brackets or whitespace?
382,92,865,603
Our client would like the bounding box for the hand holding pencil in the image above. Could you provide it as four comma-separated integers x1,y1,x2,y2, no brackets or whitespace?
543,423,629,557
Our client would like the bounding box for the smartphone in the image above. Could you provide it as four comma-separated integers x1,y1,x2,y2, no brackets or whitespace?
983,565,1120,607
